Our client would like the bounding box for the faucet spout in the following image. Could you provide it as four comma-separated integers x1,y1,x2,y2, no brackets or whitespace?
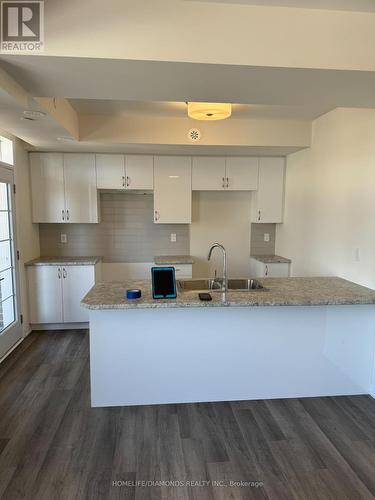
207,243,227,295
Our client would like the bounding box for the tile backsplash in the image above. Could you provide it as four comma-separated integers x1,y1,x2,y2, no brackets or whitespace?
39,193,190,262
250,223,276,255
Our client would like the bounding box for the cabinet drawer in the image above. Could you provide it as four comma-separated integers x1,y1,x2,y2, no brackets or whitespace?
154,264,192,279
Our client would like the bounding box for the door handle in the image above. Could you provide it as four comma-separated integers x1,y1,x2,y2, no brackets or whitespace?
265,265,268,276
62,210,65,221
226,177,229,188
63,268,67,279
126,176,130,187
66,209,70,221
122,175,125,187
258,210,261,221
222,177,225,189
58,268,61,279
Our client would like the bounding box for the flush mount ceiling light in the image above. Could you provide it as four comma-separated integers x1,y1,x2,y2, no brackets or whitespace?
21,110,46,121
187,102,232,121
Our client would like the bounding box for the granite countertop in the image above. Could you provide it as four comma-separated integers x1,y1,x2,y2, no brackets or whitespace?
154,255,194,265
25,256,102,266
251,254,292,264
81,277,375,310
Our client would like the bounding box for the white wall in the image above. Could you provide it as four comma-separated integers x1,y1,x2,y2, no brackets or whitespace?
13,138,40,335
190,191,252,278
276,108,375,289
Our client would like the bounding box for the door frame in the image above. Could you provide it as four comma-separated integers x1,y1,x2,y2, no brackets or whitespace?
0,161,22,360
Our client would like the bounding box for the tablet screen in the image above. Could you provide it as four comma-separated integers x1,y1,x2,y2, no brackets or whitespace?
151,267,177,299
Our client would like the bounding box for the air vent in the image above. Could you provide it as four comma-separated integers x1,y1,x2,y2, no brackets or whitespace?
187,128,201,143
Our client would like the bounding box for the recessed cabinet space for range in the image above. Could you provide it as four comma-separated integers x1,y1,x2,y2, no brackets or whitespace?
153,156,192,224
30,153,99,223
251,157,285,223
192,157,259,191
96,154,154,190
27,264,99,324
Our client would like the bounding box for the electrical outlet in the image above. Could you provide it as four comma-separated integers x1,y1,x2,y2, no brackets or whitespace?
170,233,177,243
61,233,67,244
264,233,270,243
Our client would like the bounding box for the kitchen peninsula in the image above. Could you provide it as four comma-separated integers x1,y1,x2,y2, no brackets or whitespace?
82,277,375,407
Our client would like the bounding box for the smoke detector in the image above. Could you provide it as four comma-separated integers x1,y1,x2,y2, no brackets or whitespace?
188,128,201,143
21,110,46,121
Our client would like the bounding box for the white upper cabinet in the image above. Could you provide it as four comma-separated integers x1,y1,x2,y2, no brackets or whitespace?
96,154,125,189
63,154,98,223
153,156,192,224
251,157,285,223
96,154,154,190
225,157,258,191
30,153,99,223
30,153,65,223
125,155,154,190
192,156,258,191
192,157,226,190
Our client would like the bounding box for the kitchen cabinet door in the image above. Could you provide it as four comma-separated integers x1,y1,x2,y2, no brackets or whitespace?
63,154,99,223
125,155,154,190
61,265,95,322
251,158,285,223
28,266,63,323
96,154,125,189
192,157,226,190
225,157,258,191
30,153,65,223
250,259,290,277
153,156,192,223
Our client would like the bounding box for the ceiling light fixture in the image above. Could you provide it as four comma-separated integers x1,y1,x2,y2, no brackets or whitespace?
187,102,232,121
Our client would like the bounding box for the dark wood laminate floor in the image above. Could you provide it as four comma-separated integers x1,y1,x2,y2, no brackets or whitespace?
1,330,375,499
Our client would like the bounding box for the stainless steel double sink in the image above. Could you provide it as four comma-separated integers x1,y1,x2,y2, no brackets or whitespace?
177,278,265,292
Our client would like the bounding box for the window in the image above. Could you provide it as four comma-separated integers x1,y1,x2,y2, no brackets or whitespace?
0,136,14,166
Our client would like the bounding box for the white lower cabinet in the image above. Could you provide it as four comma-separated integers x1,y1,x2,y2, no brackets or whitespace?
28,264,98,324
28,266,64,324
250,258,290,278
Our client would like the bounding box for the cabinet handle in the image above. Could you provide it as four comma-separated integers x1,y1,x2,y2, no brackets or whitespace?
258,210,261,221
222,177,225,189
58,268,61,279
63,268,67,279
62,210,65,221
154,210,160,222
122,175,125,188
265,265,268,276
66,209,70,221
126,176,130,187
226,177,229,188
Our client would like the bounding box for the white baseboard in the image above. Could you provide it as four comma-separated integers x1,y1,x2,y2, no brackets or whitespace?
31,322,89,331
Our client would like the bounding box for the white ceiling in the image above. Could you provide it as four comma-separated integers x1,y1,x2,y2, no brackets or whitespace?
70,100,327,121
3,56,375,112
188,0,375,12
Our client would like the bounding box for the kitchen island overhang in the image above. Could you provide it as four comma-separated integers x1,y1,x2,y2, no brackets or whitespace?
82,277,375,408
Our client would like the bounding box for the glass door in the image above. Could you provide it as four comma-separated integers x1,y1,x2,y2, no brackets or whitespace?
0,165,21,359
